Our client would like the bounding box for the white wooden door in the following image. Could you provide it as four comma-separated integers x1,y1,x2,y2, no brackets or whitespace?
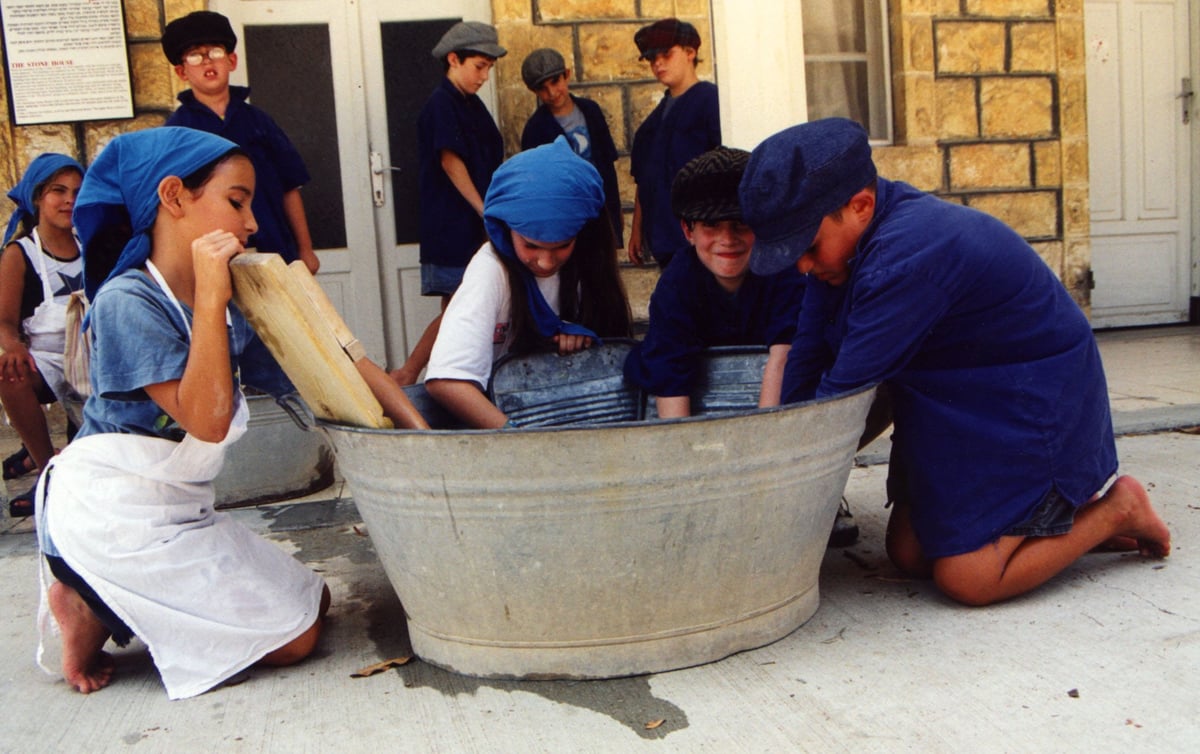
358,0,495,368
211,0,491,367
1086,0,1192,327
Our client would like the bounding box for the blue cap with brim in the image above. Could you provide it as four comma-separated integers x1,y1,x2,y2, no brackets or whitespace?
740,118,876,275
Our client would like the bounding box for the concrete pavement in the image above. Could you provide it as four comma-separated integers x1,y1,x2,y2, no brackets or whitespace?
1,325,1197,752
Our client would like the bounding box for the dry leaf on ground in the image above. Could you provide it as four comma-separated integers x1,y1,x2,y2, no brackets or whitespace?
351,655,413,678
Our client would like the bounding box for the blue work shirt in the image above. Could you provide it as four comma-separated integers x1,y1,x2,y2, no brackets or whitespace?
630,82,720,267
783,179,1117,559
521,95,624,248
80,270,292,442
166,87,310,263
417,77,504,268
626,247,805,397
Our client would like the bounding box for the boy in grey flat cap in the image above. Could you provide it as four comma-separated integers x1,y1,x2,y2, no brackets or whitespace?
519,48,624,248
739,117,1170,606
394,22,507,385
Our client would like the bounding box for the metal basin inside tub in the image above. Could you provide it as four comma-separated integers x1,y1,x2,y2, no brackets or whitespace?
321,372,877,680
214,393,335,508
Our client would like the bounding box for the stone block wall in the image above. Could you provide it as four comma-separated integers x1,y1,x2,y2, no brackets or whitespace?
883,0,1090,305
1,0,1091,310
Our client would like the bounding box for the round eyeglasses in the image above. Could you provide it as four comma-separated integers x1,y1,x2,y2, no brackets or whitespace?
183,47,228,66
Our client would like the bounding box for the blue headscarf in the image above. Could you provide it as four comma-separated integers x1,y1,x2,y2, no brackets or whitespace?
483,136,606,341
3,153,84,247
74,127,239,301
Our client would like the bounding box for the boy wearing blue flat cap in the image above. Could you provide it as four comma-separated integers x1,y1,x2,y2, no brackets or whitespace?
739,117,1170,606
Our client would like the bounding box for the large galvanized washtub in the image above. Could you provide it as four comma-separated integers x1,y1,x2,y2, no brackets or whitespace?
321,381,877,680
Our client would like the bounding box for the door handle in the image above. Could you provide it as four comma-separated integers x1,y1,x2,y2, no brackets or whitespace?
369,151,401,208
1177,78,1193,124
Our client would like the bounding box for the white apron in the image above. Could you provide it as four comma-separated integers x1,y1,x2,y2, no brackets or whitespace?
17,230,80,402
36,262,325,699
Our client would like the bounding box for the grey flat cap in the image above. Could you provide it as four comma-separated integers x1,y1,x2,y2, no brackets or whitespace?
431,21,507,60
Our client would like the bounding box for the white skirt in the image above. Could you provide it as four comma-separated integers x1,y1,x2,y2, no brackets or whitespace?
37,402,326,699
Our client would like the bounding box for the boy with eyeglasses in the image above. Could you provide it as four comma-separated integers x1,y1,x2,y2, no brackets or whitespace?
161,10,319,274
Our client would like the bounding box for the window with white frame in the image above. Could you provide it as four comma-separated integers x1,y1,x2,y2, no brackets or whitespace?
801,0,892,142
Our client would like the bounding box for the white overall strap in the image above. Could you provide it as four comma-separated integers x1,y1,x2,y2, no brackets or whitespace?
29,229,57,304
144,259,233,339
144,259,192,339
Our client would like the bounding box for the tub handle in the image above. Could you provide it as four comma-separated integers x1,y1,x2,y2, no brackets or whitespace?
276,392,318,432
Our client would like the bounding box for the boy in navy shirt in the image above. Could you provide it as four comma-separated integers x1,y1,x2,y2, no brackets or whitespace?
519,48,624,248
625,146,804,418
628,19,720,268
162,11,318,274
625,146,858,546
394,22,506,385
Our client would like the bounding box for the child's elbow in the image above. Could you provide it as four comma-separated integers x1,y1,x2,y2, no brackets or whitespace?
190,423,231,444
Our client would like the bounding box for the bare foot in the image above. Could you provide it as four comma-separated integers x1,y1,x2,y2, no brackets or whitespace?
1091,535,1139,553
1104,475,1171,558
48,581,114,693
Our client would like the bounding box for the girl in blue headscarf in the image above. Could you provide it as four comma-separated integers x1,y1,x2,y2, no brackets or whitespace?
424,137,631,428
0,154,85,510
34,128,329,700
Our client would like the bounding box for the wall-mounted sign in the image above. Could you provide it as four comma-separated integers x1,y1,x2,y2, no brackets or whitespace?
1,0,134,125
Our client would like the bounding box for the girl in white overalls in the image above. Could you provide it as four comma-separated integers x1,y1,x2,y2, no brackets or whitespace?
34,129,330,699
0,154,85,516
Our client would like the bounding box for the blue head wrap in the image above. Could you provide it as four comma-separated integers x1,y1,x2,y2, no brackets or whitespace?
74,127,239,301
4,153,84,247
483,136,605,340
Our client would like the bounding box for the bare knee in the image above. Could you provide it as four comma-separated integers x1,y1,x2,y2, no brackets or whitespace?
931,561,997,607
260,619,322,667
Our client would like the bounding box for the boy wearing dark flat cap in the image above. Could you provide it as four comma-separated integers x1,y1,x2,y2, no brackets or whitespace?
161,10,319,274
519,48,624,248
625,146,803,419
392,22,507,386
740,117,1171,606
628,18,720,269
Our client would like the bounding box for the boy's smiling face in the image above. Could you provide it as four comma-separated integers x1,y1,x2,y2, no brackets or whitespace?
682,218,755,293
174,44,237,96
534,72,572,114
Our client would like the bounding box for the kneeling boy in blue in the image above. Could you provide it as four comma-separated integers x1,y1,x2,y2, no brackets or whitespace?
740,118,1171,606
519,48,624,248
162,11,319,274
